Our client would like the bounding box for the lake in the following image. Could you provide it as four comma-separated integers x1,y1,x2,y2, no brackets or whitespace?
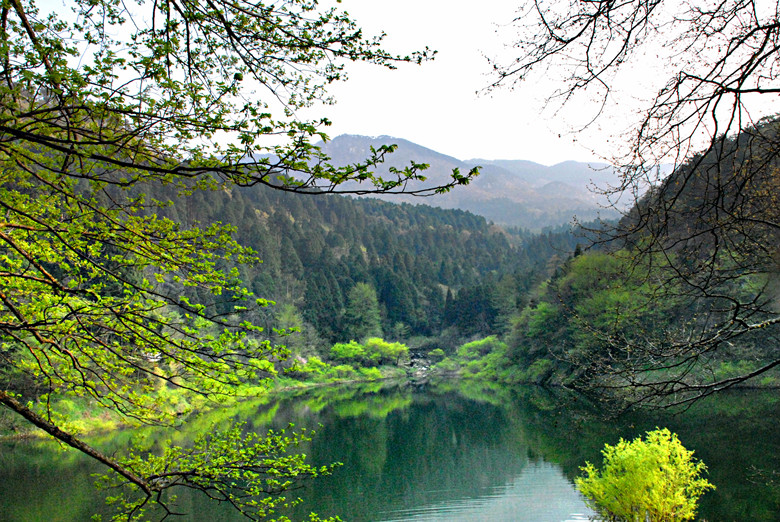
1,381,778,521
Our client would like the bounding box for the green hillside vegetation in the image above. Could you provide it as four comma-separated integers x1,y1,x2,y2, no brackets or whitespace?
436,117,780,405
140,180,585,354
9,115,777,431
0,170,587,426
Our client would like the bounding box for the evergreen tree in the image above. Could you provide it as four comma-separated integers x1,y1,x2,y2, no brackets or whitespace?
343,283,383,341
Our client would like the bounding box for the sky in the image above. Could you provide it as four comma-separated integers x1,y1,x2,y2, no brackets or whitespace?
39,0,649,165
308,0,615,165
318,1,780,167
38,0,778,166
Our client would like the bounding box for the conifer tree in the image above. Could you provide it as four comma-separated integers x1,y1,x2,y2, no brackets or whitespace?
343,283,383,341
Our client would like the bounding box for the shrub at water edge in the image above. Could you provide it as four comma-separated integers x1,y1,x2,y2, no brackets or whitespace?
575,427,714,522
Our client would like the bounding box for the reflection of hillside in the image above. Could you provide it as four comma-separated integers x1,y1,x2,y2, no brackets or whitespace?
261,384,593,521
1,384,777,521
288,391,535,520
0,440,111,521
479,385,780,522
331,393,413,419
279,382,780,522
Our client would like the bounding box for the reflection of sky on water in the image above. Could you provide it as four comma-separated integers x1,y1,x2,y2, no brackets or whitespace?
376,461,594,522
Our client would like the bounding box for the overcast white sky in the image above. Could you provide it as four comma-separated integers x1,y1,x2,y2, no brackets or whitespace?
309,0,618,165
42,0,777,165
43,0,649,165
46,0,708,166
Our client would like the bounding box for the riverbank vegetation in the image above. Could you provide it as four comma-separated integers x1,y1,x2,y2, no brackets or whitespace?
425,119,780,408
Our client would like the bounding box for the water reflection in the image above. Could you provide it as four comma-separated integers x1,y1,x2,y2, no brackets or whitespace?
1,381,779,521
377,462,591,521
274,385,593,521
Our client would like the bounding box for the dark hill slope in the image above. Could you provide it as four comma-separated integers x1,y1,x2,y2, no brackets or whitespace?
156,181,514,341
150,175,584,345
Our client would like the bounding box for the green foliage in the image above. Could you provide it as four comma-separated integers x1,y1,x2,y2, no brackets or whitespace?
97,424,340,521
329,338,408,368
343,283,383,341
433,357,460,373
330,365,359,379
286,355,385,383
431,336,512,380
504,249,679,386
524,359,554,383
358,367,383,380
523,301,560,338
274,304,324,358
456,336,505,360
330,341,367,364
427,348,446,363
576,428,715,522
363,337,409,366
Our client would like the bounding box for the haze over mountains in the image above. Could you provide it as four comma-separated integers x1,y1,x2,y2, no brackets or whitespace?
319,135,624,230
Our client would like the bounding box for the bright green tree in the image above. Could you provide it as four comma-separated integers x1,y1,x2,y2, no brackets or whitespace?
330,340,367,365
364,337,409,366
0,0,476,519
576,428,715,522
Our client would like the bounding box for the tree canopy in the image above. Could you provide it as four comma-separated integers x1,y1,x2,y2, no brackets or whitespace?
0,0,476,519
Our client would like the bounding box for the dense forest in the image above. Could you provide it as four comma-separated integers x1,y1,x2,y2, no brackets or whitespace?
147,180,584,355
7,120,778,419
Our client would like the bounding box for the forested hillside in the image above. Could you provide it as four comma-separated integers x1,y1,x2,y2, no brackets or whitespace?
493,117,780,403
147,181,583,354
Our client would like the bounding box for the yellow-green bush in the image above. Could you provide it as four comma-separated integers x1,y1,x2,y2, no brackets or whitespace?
427,348,446,362
576,428,714,522
456,335,505,360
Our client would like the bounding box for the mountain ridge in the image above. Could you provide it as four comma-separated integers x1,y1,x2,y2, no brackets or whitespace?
318,134,622,230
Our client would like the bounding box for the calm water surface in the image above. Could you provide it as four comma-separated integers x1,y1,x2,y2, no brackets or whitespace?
1,381,778,521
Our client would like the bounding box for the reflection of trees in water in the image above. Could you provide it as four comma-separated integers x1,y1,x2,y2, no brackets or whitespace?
500,386,780,521
287,386,533,521
1,383,778,520
278,382,780,522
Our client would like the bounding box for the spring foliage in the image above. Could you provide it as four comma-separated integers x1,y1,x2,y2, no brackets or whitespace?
575,428,714,522
329,338,409,367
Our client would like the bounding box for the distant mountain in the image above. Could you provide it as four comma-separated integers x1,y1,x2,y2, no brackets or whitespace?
473,159,619,189
318,135,623,230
